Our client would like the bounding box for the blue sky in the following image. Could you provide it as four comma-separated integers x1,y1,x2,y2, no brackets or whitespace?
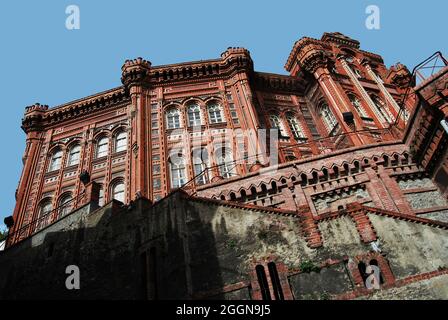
0,0,446,229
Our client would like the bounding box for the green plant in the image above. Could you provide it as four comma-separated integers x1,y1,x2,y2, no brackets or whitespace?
299,260,320,273
226,239,237,249
257,229,268,240
319,291,331,300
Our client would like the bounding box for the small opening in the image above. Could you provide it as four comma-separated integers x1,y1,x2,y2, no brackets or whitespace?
338,205,344,211
255,265,271,300
250,186,257,200
343,163,350,176
261,184,268,195
383,155,389,167
240,190,247,202
267,262,284,300
312,172,318,183
333,166,339,179
301,173,308,186
270,182,278,194
358,261,368,283
220,195,226,201
230,192,236,201
353,161,360,173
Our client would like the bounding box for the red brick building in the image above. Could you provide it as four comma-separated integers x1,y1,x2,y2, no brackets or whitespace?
7,32,446,248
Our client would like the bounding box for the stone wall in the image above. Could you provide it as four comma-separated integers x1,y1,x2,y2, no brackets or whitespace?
0,191,447,300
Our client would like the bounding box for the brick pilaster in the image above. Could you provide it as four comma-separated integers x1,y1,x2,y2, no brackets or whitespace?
377,167,413,214
347,202,377,243
365,167,398,212
297,204,323,248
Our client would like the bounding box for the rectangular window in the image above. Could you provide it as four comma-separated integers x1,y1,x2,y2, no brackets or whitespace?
228,103,239,125
153,178,161,190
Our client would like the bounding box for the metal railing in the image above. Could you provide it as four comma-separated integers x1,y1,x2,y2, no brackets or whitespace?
394,51,448,126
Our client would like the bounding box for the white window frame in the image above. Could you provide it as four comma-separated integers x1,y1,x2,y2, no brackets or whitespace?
169,154,187,188
207,103,224,124
49,150,63,172
166,108,181,129
192,148,209,185
269,114,287,137
112,181,125,203
216,148,236,179
319,103,338,133
286,114,306,140
187,104,202,127
115,131,127,152
58,194,73,218
96,137,109,158
67,145,81,167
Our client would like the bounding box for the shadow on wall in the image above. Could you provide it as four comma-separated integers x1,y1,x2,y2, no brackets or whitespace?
0,193,225,300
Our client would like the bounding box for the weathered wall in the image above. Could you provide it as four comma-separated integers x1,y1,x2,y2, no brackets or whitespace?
0,200,149,300
368,214,448,278
0,192,447,300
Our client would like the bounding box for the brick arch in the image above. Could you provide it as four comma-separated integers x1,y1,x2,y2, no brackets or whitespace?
162,101,182,112
65,139,82,150
93,130,112,142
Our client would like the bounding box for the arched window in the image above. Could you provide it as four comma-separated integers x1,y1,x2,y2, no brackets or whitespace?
345,55,354,63
371,95,393,124
192,148,209,185
319,103,338,133
115,131,127,152
166,108,181,129
269,114,287,137
66,144,81,167
255,265,271,300
216,147,235,179
207,102,223,124
48,149,63,172
96,137,109,158
286,113,305,140
169,153,187,188
352,67,363,78
37,199,52,230
348,94,368,118
267,262,284,300
58,194,73,218
112,181,125,203
187,103,202,127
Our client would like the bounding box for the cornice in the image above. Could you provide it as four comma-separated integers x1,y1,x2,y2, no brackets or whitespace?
253,72,307,93
21,87,129,133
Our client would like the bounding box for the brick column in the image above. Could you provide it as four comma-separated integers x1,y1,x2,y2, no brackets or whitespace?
297,204,323,248
347,202,377,243
378,167,413,214
364,167,398,212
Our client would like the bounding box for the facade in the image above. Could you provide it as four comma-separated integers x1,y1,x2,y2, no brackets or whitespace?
1,32,448,300
8,32,420,245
